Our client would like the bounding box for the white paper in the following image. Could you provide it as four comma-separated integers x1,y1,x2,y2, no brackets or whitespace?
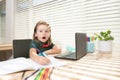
0,56,66,75
27,56,66,70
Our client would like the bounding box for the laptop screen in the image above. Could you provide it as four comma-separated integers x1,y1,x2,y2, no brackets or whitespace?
54,33,87,60
76,33,87,59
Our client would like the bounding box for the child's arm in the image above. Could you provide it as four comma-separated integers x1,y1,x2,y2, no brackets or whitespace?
44,45,61,55
29,48,50,65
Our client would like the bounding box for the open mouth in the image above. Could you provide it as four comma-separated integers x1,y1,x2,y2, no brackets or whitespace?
42,37,46,39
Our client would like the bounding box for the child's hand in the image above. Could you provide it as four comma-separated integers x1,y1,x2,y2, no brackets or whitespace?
38,56,50,65
38,52,47,57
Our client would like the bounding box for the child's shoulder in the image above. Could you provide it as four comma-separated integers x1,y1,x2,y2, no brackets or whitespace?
31,40,37,43
30,40,39,46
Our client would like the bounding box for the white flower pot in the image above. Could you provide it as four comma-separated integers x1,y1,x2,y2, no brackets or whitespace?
98,40,113,52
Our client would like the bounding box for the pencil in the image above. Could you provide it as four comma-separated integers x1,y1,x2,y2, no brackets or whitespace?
24,69,40,80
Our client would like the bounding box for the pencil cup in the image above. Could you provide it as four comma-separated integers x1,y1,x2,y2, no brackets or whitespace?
87,42,95,53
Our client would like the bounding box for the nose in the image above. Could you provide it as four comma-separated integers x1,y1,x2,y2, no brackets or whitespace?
42,31,46,35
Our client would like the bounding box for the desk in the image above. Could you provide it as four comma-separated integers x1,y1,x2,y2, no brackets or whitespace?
0,44,12,61
0,53,120,80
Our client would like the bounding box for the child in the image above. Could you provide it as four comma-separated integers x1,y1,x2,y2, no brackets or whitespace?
29,20,61,65
0,21,62,76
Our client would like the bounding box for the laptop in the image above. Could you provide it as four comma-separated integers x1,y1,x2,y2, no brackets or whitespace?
54,33,87,60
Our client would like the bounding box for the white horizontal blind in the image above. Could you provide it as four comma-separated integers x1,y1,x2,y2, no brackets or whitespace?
32,0,120,52
15,0,120,52
15,0,31,39
32,0,84,48
81,0,120,38
80,0,120,53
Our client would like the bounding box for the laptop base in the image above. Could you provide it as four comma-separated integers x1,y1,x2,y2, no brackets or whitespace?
54,53,77,60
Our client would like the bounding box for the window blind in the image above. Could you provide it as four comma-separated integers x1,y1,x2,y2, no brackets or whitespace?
79,0,120,53
32,0,84,48
15,0,120,53
15,0,31,39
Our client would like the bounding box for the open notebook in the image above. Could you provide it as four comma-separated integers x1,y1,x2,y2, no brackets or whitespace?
0,56,66,75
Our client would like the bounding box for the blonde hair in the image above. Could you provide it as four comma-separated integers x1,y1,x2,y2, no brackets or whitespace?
33,20,52,44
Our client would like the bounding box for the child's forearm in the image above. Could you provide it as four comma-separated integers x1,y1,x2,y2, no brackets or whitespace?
44,48,61,55
29,48,50,65
30,52,50,65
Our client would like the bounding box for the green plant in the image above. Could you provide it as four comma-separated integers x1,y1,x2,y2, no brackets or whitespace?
94,30,114,41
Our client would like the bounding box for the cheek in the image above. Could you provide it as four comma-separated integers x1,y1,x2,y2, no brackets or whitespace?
48,32,51,35
35,32,41,36
35,33,37,37
35,33,40,37
47,34,51,37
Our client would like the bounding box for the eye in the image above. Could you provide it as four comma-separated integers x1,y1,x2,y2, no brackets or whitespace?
39,30,42,32
45,30,49,33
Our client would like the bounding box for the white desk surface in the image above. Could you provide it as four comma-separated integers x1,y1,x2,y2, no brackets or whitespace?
0,53,120,80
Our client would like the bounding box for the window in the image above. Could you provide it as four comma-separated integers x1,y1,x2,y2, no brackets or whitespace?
0,0,5,44
15,0,120,52
15,0,31,39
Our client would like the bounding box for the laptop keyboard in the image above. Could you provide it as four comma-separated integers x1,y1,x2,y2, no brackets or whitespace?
57,51,75,57
64,53,75,57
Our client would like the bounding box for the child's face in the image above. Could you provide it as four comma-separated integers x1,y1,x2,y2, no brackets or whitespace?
35,24,51,43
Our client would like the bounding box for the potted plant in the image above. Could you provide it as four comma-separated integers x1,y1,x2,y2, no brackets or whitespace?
94,30,114,54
